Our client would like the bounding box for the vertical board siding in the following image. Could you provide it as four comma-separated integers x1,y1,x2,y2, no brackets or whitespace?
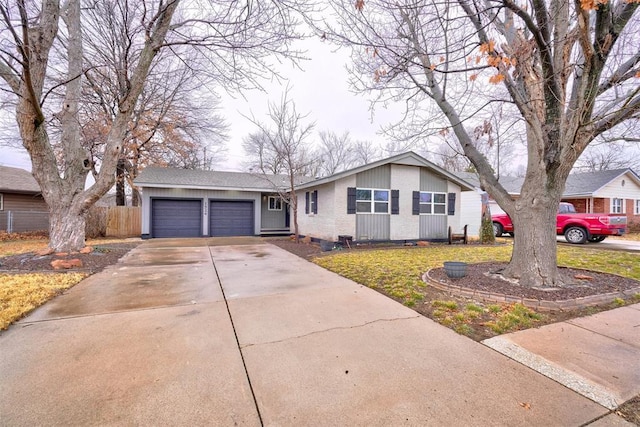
261,197,286,229
356,164,391,188
106,207,141,237
419,215,448,239
420,169,447,192
356,214,390,240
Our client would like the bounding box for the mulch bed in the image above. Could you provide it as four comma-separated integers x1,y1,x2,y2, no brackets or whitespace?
429,262,640,301
0,242,140,274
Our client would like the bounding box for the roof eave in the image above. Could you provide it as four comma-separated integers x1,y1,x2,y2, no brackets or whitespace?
136,182,288,193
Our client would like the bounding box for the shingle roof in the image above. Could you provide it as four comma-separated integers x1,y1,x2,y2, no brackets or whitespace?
563,168,634,196
452,171,524,194
0,165,41,194
454,168,640,196
134,167,314,191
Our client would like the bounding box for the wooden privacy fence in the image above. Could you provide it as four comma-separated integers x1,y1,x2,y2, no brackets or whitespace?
106,206,141,237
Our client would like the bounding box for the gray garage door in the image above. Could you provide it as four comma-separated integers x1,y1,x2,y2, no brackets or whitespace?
152,199,202,238
209,200,254,237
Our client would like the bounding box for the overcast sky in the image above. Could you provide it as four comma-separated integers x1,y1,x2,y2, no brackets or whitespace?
0,38,403,173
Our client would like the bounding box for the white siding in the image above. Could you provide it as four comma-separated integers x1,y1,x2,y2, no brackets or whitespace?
459,190,483,238
140,187,261,236
595,173,640,204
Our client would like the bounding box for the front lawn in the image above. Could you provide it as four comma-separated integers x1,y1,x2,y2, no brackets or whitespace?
0,272,87,329
314,244,640,340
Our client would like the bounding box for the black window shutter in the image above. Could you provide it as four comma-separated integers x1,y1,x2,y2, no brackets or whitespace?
312,191,318,214
412,191,420,215
347,187,356,214
447,192,456,215
305,192,310,214
391,190,399,215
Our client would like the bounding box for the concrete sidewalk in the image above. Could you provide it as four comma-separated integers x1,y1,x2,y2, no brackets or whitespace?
484,303,640,410
0,240,635,425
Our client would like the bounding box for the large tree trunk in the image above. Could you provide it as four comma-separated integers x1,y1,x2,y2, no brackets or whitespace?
500,168,566,287
48,208,86,253
503,198,559,287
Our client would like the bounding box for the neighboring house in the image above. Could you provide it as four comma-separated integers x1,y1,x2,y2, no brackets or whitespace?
0,165,49,233
458,168,640,226
135,152,480,241
292,151,477,242
134,168,313,238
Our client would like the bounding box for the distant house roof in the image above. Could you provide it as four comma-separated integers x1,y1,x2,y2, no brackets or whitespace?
296,151,475,191
562,168,640,196
134,167,314,192
454,168,640,197
0,165,41,194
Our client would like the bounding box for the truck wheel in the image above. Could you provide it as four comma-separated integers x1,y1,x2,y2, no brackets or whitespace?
493,222,503,237
588,235,606,243
564,227,587,244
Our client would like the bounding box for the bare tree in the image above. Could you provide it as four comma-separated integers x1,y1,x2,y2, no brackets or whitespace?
322,0,640,287
242,131,286,174
574,122,640,171
352,139,381,165
0,0,308,251
316,130,357,175
247,90,316,242
82,52,228,206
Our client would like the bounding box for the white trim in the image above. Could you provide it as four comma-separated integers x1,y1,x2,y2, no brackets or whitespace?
268,196,283,211
611,198,624,214
356,188,390,214
0,193,3,211
419,191,447,215
635,199,640,215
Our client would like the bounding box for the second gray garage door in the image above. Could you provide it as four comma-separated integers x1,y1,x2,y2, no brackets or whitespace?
209,200,254,236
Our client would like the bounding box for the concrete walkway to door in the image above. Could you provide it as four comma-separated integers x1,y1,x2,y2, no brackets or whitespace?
0,238,627,425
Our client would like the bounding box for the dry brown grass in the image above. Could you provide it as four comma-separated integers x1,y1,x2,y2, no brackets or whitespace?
0,236,134,257
0,272,86,330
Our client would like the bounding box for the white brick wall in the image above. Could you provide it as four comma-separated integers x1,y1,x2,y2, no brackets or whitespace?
333,175,356,239
297,182,336,240
390,164,420,240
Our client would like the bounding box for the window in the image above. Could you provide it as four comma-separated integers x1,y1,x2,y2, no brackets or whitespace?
356,188,389,214
611,198,623,214
268,196,282,211
419,192,446,215
305,191,318,214
635,199,640,215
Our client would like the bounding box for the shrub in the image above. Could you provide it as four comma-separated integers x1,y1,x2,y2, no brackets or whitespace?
627,218,640,234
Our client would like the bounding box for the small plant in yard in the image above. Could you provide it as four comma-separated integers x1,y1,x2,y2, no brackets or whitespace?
613,297,626,307
432,300,458,310
486,303,543,334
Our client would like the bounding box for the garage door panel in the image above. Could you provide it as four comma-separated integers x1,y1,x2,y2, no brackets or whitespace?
152,199,202,238
210,201,254,237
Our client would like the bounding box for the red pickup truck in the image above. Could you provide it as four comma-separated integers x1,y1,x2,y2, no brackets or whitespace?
492,202,627,244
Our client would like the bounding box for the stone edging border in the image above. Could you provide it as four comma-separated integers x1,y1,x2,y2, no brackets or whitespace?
423,269,640,311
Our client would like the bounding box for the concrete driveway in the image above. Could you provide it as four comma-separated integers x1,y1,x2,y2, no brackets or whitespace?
0,239,632,425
